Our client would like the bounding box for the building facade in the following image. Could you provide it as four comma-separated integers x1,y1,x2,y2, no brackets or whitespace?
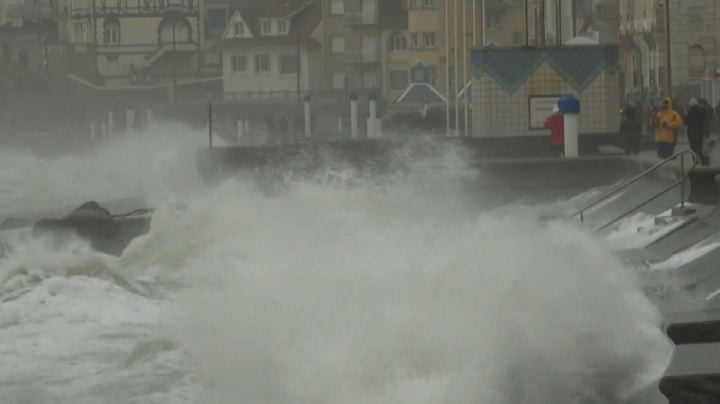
65,0,200,89
213,0,322,99
620,0,720,105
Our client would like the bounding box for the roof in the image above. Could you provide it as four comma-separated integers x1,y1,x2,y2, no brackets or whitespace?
213,0,321,49
395,83,446,105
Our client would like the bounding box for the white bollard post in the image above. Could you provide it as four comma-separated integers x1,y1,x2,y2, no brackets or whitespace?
107,111,114,138
350,93,359,139
304,95,312,138
146,109,153,127
90,122,96,141
367,95,377,138
236,120,244,143
564,114,579,158
126,109,135,130
559,95,580,158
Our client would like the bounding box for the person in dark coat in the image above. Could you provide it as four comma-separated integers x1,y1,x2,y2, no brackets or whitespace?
620,103,642,154
686,98,708,166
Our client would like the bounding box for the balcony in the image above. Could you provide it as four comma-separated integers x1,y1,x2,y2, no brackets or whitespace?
344,49,379,64
6,4,57,19
70,0,198,16
344,12,376,26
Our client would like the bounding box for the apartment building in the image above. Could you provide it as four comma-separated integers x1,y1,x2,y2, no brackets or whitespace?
213,0,323,98
316,0,383,96
381,0,527,109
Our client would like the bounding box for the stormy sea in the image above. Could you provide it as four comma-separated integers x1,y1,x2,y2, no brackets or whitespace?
0,124,671,404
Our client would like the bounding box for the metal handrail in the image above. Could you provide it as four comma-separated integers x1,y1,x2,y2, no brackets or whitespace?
574,150,699,226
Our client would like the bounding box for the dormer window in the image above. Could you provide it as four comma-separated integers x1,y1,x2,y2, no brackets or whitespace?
277,20,288,35
233,22,243,36
261,19,272,35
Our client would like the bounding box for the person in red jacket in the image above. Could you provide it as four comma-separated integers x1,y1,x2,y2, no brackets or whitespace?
544,104,565,156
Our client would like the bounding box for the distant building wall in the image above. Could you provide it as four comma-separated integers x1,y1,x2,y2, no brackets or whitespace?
471,46,621,138
221,46,311,95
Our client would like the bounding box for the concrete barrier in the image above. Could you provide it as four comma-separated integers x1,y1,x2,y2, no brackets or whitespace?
688,167,720,205
195,138,657,202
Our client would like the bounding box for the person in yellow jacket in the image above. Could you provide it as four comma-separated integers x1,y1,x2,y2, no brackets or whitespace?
656,96,683,158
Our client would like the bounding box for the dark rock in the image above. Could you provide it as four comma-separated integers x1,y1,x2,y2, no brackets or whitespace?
31,201,152,256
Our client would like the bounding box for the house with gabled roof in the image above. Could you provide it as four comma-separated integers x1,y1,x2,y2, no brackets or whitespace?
213,0,323,101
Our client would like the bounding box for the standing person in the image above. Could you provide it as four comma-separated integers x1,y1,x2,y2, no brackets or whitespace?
702,99,717,164
620,103,642,154
700,98,715,136
544,104,565,157
686,98,708,166
656,97,683,159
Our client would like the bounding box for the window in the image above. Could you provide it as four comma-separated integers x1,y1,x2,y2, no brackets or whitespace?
231,55,247,73
411,0,434,8
410,33,418,48
330,0,344,15
487,13,502,28
512,31,522,45
362,71,377,88
390,70,408,90
160,19,191,43
410,63,435,84
331,37,345,54
423,32,436,48
391,33,407,50
255,54,270,73
73,22,87,42
332,72,346,89
689,45,705,77
277,20,288,34
261,19,272,35
280,55,299,74
103,18,120,44
233,22,243,36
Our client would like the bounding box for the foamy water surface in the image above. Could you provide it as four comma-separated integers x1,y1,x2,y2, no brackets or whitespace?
0,125,672,403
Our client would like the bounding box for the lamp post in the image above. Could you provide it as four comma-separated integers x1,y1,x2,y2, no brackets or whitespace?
172,17,177,100
166,1,181,103
664,0,672,97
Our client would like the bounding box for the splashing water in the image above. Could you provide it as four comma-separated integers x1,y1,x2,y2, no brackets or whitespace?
0,125,672,403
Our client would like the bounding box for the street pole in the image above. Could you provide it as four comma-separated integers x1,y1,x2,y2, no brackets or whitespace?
445,0,451,137
463,0,469,137
454,0,459,136
172,19,177,103
665,0,672,97
473,0,477,47
296,13,302,106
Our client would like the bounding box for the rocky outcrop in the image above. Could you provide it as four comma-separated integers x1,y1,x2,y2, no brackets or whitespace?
31,201,152,256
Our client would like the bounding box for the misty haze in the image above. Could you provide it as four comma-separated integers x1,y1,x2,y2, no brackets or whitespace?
1,0,720,403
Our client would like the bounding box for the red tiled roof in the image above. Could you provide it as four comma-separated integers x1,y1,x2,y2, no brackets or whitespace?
213,0,321,49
